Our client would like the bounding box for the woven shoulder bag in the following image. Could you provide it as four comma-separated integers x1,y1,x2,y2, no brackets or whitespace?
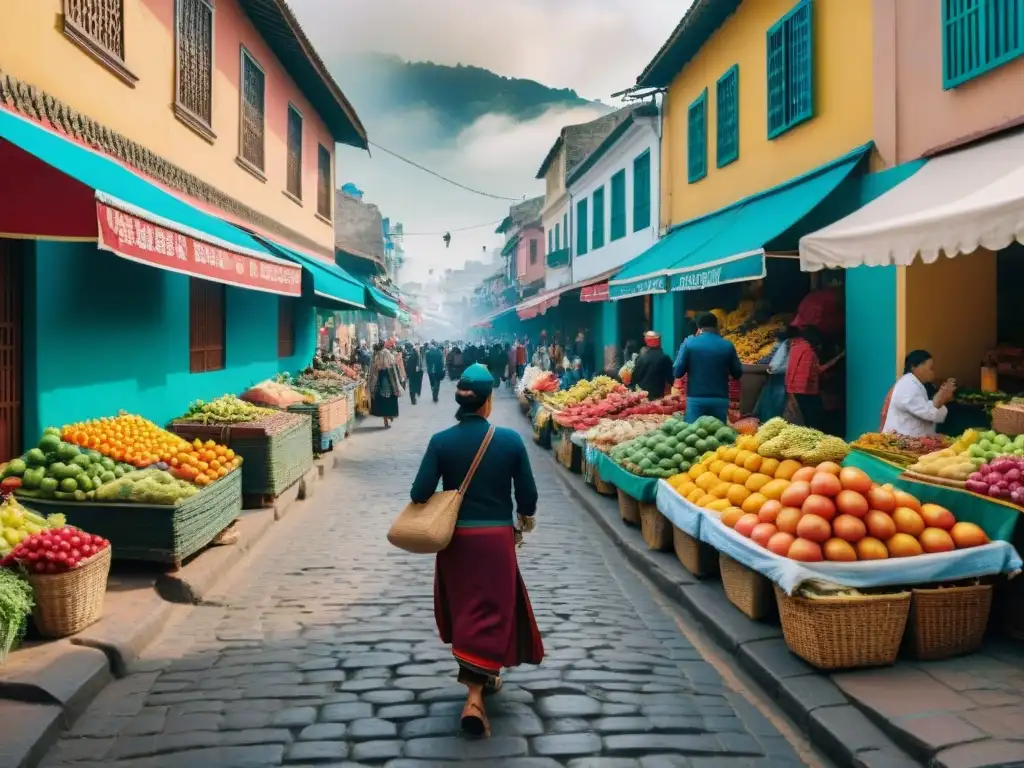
387,426,495,554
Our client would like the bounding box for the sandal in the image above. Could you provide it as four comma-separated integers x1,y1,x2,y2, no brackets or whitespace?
460,701,490,739
484,676,503,696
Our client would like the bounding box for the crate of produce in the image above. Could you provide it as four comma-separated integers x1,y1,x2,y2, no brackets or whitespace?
672,527,718,578
170,413,312,499
775,586,911,670
617,489,640,525
17,470,241,567
639,502,672,551
720,553,775,621
906,583,993,660
288,395,348,453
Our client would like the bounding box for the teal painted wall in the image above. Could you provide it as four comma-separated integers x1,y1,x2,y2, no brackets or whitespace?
845,265,896,440
21,241,317,441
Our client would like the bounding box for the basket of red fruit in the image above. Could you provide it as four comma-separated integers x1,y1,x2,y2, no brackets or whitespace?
2,527,111,638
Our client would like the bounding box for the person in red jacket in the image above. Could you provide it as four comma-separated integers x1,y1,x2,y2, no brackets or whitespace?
785,326,843,430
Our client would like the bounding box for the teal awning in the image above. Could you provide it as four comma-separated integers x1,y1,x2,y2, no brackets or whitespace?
363,282,399,318
610,142,872,299
257,239,366,309
501,235,520,257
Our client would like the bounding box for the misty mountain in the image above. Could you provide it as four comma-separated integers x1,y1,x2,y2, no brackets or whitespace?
334,52,606,143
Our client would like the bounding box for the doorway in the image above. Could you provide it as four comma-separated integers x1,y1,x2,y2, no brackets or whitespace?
0,240,22,464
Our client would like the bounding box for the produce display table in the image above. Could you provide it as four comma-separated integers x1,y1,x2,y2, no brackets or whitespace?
288,394,349,452
17,469,241,567
594,452,658,503
844,450,1021,542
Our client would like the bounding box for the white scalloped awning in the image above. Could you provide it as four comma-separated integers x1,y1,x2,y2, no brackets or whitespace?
799,130,1024,272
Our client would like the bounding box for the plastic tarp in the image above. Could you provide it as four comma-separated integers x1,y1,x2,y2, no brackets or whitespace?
655,479,702,537
595,451,658,502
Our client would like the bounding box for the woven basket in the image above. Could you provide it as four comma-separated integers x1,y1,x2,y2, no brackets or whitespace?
639,503,672,551
775,586,911,670
595,475,617,496
673,527,718,577
906,584,993,660
720,554,775,621
617,490,640,524
993,403,1024,436
28,547,111,638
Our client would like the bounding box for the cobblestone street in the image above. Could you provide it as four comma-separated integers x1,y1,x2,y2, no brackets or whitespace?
40,385,824,768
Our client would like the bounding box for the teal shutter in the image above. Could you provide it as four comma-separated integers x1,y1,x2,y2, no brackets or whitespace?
716,65,739,167
766,0,814,139
563,213,568,249
555,222,560,250
687,89,707,183
576,198,588,256
943,0,1024,88
632,151,651,232
610,170,626,241
592,186,605,249
548,228,552,254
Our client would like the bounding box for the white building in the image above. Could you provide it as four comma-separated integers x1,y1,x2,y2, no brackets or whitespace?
567,103,660,283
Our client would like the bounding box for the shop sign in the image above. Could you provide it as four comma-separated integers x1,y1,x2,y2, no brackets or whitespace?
609,275,668,300
580,283,610,303
96,201,302,297
669,252,766,292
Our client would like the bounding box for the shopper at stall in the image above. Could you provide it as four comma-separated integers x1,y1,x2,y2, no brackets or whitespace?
673,314,742,423
549,335,565,371
561,357,584,390
404,343,425,406
368,342,402,428
409,363,543,738
882,350,955,436
514,338,528,380
531,343,551,372
754,326,796,422
785,326,843,429
633,331,674,398
426,342,446,403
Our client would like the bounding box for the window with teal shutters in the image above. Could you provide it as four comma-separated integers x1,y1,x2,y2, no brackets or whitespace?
943,0,1024,88
610,170,626,241
766,0,813,139
633,151,651,231
687,89,707,183
576,198,588,256
548,228,553,254
716,65,739,167
563,213,568,248
555,222,560,250
592,185,605,250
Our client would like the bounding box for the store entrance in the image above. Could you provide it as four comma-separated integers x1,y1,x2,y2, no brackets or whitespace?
0,239,23,465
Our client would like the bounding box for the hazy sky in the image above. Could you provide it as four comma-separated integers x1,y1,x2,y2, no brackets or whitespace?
291,0,687,284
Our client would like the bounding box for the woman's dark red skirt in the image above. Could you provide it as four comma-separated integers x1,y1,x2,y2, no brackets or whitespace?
434,526,544,678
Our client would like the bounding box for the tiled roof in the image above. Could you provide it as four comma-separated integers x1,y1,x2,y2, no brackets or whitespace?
635,0,743,89
334,191,385,263
535,107,635,180
510,195,545,228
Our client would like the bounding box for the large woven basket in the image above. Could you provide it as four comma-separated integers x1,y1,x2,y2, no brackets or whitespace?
775,586,911,670
617,490,640,525
28,547,111,638
639,503,672,551
992,403,1024,436
720,554,774,621
289,394,349,452
906,584,993,660
595,474,617,496
673,527,718,577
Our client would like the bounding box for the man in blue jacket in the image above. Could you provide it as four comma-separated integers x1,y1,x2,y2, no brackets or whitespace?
673,313,742,423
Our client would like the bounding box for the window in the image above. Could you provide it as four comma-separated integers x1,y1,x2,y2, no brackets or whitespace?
238,47,266,174
278,297,295,358
548,228,553,254
610,170,626,241
592,186,605,250
529,239,538,265
63,0,136,84
943,0,1024,88
766,0,813,139
687,90,708,183
716,65,739,167
189,278,225,373
633,151,651,231
317,144,332,220
555,223,561,250
174,0,214,139
576,198,589,256
563,213,568,248
286,105,303,200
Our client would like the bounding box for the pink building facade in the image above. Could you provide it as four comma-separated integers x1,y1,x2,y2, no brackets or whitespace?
515,225,545,287
873,0,1024,165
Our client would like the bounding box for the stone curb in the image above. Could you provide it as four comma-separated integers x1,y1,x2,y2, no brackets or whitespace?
548,454,923,768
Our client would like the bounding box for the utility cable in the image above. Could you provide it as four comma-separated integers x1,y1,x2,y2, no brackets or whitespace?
368,141,525,202
389,219,505,237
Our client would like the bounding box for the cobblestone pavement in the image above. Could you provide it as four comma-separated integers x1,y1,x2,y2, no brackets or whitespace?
41,385,823,768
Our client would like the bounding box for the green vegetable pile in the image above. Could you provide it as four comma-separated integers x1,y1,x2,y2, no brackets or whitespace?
2,429,136,502
0,568,33,662
94,468,199,506
181,395,276,425
610,416,737,478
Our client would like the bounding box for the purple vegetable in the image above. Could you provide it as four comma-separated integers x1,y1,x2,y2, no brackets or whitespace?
1011,481,1023,493
1013,488,1024,505
984,473,1003,486
1007,468,1021,482
969,472,985,483
991,486,1011,499
992,459,1016,474
965,480,989,494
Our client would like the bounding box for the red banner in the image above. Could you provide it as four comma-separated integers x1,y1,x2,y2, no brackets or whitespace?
580,282,610,302
96,201,302,296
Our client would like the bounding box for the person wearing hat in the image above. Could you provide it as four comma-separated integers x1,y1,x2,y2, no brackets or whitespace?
673,313,742,423
631,331,674,399
409,363,543,738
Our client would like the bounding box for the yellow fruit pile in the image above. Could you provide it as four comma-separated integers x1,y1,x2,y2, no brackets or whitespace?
668,441,805,515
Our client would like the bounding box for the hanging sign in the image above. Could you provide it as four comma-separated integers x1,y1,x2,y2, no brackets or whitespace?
96,200,302,296
580,283,610,303
608,275,668,300
669,252,766,292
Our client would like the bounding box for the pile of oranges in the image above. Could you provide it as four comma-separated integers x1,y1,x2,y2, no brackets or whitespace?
170,439,241,486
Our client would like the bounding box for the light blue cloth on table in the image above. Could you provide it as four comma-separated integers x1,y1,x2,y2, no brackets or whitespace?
655,480,702,538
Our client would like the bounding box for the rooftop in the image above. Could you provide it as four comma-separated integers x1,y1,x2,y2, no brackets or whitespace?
635,0,743,89
334,191,385,265
535,107,637,180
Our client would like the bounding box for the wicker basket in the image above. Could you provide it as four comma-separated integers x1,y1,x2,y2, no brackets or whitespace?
993,403,1024,436
595,475,617,496
639,503,672,550
720,554,775,621
775,586,911,670
906,584,993,660
28,547,111,638
617,490,640,525
289,394,350,452
673,527,718,577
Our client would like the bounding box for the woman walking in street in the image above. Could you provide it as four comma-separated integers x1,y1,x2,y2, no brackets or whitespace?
409,363,544,738
368,342,402,428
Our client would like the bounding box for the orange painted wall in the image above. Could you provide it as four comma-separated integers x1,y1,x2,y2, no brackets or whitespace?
0,0,338,256
903,252,997,388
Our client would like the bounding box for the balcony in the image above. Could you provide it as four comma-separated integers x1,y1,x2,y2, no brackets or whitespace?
547,248,570,269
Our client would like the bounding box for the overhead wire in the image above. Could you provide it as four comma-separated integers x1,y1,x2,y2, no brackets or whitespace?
368,141,526,202
388,219,505,237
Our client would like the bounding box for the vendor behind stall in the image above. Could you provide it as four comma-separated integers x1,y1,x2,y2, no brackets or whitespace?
793,273,844,343
882,350,955,436
632,331,674,398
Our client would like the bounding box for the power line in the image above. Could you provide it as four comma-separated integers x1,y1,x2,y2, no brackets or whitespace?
368,141,525,202
389,219,505,237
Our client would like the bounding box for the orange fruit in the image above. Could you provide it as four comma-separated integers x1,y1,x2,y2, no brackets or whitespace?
727,484,751,506
741,492,768,516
